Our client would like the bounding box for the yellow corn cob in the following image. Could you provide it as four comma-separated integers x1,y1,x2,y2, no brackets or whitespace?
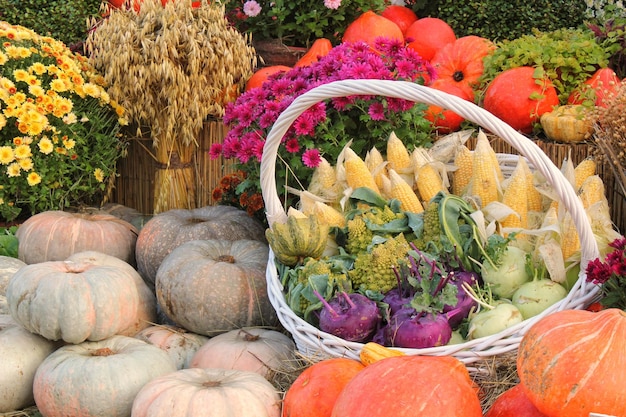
359,342,405,366
501,158,530,230
388,168,424,213
308,156,339,200
578,174,605,209
313,201,346,228
574,158,597,190
469,132,500,207
452,145,473,196
365,146,387,191
386,132,412,174
475,130,504,182
560,212,580,261
527,170,543,212
415,163,446,204
344,147,380,193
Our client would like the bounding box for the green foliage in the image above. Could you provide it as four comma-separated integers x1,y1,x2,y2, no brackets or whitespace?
586,4,626,78
479,28,610,103
0,0,101,48
411,0,587,41
0,225,18,258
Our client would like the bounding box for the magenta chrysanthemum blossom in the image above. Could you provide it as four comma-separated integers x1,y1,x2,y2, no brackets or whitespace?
285,138,300,153
294,113,317,136
208,143,223,160
302,148,321,168
368,102,386,121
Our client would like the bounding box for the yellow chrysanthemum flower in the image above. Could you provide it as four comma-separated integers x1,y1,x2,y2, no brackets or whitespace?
0,146,15,165
7,162,20,177
82,82,100,98
27,172,41,186
94,168,104,183
29,62,47,75
0,114,6,130
38,137,54,154
0,52,7,65
62,112,77,124
18,157,33,171
50,78,67,92
52,96,73,117
14,143,33,159
63,138,76,150
13,69,29,82
29,84,45,98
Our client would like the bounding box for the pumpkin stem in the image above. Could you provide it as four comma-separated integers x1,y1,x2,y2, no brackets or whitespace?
239,328,261,342
452,70,464,82
202,380,222,388
217,254,236,263
92,347,115,356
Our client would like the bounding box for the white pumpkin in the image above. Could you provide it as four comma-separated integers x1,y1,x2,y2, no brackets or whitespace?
7,251,156,343
0,315,59,412
131,367,281,417
33,335,177,417
189,328,297,379
0,256,25,315
135,325,209,369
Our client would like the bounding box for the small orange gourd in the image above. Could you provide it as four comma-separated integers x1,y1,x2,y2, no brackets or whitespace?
517,308,626,417
294,38,333,67
342,11,404,49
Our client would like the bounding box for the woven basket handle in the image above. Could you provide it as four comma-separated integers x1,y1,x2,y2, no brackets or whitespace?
260,79,600,268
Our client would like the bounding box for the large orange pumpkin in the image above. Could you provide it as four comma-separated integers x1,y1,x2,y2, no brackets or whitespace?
405,17,456,61
342,11,404,49
567,67,621,108
483,66,559,134
380,5,418,36
282,358,365,417
485,384,547,417
517,308,626,417
430,35,496,96
330,355,482,417
424,78,474,134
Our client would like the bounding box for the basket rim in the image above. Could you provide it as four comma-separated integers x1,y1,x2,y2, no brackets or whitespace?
259,79,602,363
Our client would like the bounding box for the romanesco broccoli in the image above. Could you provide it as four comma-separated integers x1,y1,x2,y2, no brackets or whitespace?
346,216,374,254
412,200,443,252
348,234,411,293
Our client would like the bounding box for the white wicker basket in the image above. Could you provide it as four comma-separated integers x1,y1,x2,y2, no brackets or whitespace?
260,79,601,365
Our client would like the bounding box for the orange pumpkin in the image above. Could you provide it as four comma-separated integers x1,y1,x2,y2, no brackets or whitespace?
567,67,621,108
294,38,333,68
405,17,456,61
330,355,482,417
342,11,404,49
245,65,292,91
485,384,547,417
430,35,496,96
517,308,626,417
380,5,418,36
424,78,474,134
108,0,126,8
282,358,365,417
483,66,559,134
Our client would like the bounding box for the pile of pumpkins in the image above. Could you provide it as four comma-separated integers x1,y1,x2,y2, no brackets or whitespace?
0,205,299,416
3,205,626,417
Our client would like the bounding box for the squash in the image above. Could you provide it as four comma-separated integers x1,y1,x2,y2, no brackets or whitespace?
155,239,277,336
245,65,292,91
330,355,482,417
135,205,266,290
135,325,210,369
568,67,621,108
15,210,138,265
359,341,405,366
7,251,157,343
294,38,333,68
430,35,497,96
0,315,59,412
483,66,559,134
342,11,404,50
517,308,626,417
424,78,474,134
189,328,296,378
540,104,594,143
405,17,456,61
484,384,547,417
0,256,25,315
131,368,281,417
33,335,177,417
282,358,365,417
380,5,418,36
